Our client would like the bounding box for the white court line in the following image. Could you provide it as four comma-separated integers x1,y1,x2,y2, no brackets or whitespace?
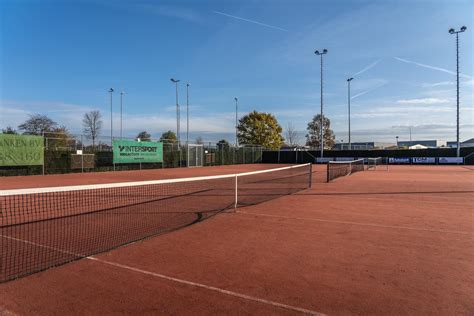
88,257,325,316
236,211,471,235
0,235,325,316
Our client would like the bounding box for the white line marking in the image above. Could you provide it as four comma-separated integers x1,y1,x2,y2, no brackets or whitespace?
1,235,325,315
236,211,471,235
88,257,325,315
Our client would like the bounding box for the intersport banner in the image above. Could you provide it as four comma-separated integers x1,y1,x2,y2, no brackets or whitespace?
113,140,163,164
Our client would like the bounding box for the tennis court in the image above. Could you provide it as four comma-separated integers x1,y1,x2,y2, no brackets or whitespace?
1,164,473,315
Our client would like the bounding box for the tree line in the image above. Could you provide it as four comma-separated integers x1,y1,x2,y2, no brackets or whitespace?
1,110,336,150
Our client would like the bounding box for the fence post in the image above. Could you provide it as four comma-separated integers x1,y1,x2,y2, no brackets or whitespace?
234,174,238,210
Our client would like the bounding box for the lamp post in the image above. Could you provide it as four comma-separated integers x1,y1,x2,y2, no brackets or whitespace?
120,91,125,139
234,97,238,147
449,26,467,157
347,77,353,150
170,78,181,166
396,136,399,149
315,49,328,158
108,88,114,146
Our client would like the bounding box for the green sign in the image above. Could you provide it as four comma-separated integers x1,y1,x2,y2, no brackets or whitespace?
0,134,44,166
113,140,163,164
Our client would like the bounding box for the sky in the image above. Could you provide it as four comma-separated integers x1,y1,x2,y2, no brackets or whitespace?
0,0,473,144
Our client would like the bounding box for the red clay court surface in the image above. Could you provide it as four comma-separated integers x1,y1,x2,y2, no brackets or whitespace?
1,164,473,315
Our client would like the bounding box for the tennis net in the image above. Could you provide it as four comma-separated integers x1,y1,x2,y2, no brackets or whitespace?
367,157,388,171
327,159,364,182
0,163,311,282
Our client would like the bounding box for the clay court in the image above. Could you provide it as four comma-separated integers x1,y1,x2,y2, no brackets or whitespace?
1,164,473,315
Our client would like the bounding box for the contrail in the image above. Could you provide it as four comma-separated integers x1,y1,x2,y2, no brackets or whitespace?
353,59,381,77
394,57,473,79
351,82,387,100
213,11,288,32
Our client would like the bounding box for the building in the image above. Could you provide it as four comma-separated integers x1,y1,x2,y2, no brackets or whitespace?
333,142,395,150
396,140,447,148
447,138,474,148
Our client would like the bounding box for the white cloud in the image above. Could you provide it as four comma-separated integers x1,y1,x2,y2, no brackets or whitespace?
396,98,450,105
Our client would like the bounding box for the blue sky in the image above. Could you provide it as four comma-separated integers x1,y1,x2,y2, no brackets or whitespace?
0,0,473,144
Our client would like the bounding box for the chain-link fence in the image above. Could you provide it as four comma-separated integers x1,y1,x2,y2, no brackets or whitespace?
0,132,264,176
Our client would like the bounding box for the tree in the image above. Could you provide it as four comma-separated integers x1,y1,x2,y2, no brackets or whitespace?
82,110,102,148
217,139,230,149
237,110,284,150
305,114,336,149
136,131,151,141
159,130,177,143
46,126,76,150
1,126,17,134
18,114,57,135
285,122,299,147
195,136,204,144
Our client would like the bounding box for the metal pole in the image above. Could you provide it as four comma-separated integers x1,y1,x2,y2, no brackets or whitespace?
176,83,180,166
449,26,467,157
109,88,114,146
235,97,238,147
320,53,324,158
456,32,460,157
120,92,124,139
347,78,353,150
186,83,189,147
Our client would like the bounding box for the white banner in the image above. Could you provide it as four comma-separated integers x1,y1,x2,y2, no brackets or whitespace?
412,157,436,164
389,157,410,164
438,157,464,164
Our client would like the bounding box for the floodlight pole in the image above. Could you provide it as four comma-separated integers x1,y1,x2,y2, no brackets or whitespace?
186,83,190,147
347,78,353,150
120,91,124,139
108,88,114,146
315,49,328,158
171,78,181,166
449,26,467,157
234,97,238,147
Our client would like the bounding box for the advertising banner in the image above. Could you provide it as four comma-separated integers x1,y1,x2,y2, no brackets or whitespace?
389,157,410,164
438,157,464,164
113,140,163,164
0,134,44,166
316,157,334,163
412,157,436,164
335,157,355,161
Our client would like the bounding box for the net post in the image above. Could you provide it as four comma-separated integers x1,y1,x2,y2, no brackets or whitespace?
234,174,238,210
326,162,330,183
309,163,313,188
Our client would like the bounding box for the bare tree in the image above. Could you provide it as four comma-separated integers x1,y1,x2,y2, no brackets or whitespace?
195,136,204,144
285,122,300,147
18,114,57,135
82,110,102,148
